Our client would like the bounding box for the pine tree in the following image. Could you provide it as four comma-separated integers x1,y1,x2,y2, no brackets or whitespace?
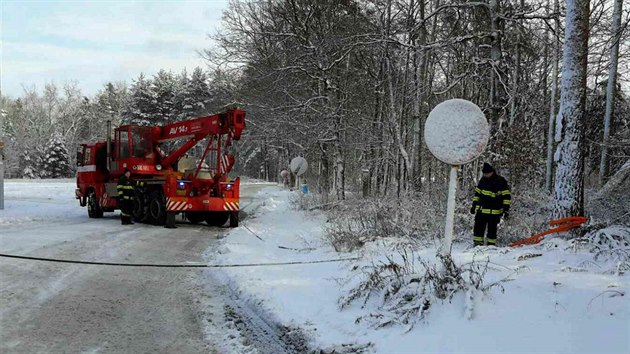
188,67,211,117
173,69,192,121
100,82,127,123
152,69,176,125
124,73,155,126
42,131,72,178
19,149,39,179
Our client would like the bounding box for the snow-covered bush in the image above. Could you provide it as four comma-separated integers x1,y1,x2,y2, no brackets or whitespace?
321,188,455,252
19,149,41,179
568,225,630,275
340,251,506,331
500,189,552,245
290,191,327,211
320,186,552,251
587,160,630,226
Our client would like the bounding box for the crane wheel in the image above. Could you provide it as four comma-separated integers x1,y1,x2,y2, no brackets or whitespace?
132,192,146,222
205,212,229,227
229,211,239,228
87,190,104,218
148,191,166,225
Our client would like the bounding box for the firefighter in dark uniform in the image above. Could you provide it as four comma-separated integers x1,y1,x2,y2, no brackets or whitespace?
117,169,142,225
470,163,511,246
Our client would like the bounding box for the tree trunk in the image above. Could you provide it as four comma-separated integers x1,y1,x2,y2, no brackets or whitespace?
411,0,421,191
552,0,589,222
509,0,524,126
598,0,623,186
386,57,412,194
333,120,345,201
319,143,330,204
488,0,504,124
546,0,560,193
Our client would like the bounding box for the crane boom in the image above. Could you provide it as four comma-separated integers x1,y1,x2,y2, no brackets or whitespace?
157,109,245,142
157,109,245,168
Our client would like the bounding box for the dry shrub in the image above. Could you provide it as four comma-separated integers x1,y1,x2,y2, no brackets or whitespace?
569,225,630,275
500,189,552,245
322,186,554,251
587,161,630,226
339,250,508,331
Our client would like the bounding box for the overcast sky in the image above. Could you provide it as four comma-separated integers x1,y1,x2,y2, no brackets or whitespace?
1,0,230,98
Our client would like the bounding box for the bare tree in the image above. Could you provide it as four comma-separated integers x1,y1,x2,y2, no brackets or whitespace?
598,0,623,186
545,0,560,193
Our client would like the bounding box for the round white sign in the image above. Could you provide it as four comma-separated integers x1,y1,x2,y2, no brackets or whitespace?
424,99,489,165
290,157,308,176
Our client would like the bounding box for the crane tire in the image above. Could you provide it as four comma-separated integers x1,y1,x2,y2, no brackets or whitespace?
148,191,166,225
229,211,239,228
87,190,104,218
132,195,145,222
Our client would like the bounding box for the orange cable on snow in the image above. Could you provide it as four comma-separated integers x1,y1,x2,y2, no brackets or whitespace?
509,216,587,247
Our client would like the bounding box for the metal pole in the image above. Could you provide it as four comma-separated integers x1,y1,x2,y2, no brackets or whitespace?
441,165,459,256
0,109,5,210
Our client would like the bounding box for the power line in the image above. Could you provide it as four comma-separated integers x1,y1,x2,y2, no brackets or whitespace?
0,253,359,268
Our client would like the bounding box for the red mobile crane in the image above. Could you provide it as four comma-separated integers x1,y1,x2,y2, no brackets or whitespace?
75,109,246,228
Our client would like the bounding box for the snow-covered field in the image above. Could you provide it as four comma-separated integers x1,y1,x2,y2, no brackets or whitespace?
0,179,92,254
1,179,80,225
210,187,630,354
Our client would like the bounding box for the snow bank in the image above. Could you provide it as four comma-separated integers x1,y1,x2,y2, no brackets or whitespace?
0,179,82,225
0,179,92,254
208,187,630,353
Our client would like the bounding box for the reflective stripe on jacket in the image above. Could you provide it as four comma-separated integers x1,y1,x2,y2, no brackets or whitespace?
117,175,144,200
471,174,511,215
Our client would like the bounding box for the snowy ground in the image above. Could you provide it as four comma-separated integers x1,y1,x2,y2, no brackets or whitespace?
210,187,630,354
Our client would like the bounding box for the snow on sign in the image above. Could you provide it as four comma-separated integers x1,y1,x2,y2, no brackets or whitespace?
290,157,308,176
424,99,489,165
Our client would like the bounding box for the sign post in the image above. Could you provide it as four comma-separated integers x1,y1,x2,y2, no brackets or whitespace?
443,165,459,254
424,99,489,255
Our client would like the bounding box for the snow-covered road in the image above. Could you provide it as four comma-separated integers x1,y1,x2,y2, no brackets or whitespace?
0,180,273,353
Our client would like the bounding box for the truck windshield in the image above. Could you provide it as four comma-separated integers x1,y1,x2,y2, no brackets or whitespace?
131,127,153,158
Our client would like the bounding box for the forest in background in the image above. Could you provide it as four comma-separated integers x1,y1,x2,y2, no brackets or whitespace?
1,0,628,216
